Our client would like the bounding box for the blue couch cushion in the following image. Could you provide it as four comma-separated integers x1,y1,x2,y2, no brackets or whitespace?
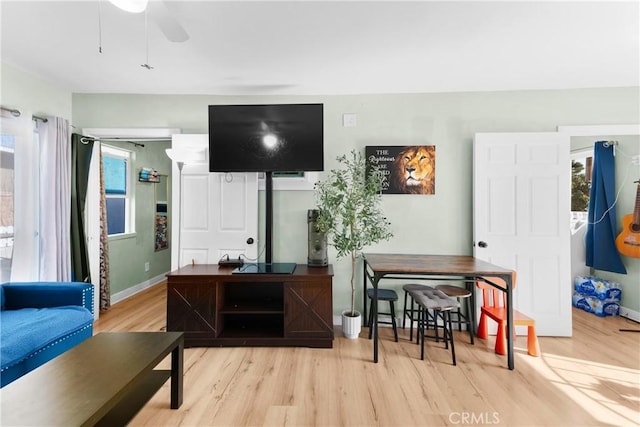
0,306,93,370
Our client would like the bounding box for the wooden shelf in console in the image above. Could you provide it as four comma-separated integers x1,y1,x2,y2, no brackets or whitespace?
166,264,334,348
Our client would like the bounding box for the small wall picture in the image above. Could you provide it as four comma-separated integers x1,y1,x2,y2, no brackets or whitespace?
366,145,436,195
139,167,160,183
155,203,168,251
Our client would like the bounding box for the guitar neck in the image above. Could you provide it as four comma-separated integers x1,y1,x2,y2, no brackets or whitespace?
634,183,640,225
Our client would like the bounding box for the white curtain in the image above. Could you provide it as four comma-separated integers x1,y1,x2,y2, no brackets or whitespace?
3,112,37,282
37,117,71,281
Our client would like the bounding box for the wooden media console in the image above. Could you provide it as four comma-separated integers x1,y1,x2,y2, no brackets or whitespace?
166,264,334,348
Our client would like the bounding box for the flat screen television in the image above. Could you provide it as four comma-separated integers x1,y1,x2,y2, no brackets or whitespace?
208,103,324,173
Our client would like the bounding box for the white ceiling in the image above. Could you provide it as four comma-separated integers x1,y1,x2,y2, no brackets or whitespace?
1,1,638,96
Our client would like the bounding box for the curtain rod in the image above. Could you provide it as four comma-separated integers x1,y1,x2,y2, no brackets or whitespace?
571,140,619,153
1,106,20,117
97,137,171,142
1,106,48,123
80,136,153,148
103,139,146,148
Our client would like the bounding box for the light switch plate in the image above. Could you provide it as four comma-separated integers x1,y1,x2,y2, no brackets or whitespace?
343,113,357,127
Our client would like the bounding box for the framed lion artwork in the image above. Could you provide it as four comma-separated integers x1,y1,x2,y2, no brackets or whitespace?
365,145,436,195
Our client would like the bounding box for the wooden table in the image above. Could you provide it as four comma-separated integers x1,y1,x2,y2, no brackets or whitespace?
1,332,184,426
363,253,516,369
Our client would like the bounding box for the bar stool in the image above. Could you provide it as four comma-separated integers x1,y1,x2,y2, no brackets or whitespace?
366,288,399,342
435,284,475,344
402,283,434,341
410,287,459,366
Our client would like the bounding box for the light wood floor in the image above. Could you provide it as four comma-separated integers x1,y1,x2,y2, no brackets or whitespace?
94,282,640,426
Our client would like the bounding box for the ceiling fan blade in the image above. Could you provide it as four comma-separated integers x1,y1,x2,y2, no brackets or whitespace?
148,0,189,43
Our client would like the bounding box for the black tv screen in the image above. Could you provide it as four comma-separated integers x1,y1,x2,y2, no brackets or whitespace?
209,103,324,172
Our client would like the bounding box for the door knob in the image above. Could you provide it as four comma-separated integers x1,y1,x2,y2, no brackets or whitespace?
246,237,254,244
478,241,488,248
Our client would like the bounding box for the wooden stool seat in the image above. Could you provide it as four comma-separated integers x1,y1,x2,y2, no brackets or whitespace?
435,284,475,344
435,284,471,298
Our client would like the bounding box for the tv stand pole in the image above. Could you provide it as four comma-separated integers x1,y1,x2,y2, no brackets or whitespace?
265,171,273,264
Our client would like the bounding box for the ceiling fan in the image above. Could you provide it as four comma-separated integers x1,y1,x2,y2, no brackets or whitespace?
108,0,189,43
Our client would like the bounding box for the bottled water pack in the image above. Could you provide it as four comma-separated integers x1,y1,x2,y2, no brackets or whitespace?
572,276,621,317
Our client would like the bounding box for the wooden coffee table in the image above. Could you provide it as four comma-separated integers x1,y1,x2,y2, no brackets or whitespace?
1,332,184,426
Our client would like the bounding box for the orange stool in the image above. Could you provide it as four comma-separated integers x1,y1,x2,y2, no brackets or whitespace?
476,276,540,357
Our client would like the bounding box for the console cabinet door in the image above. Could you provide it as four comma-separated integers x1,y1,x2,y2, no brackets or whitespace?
167,278,219,338
284,281,333,338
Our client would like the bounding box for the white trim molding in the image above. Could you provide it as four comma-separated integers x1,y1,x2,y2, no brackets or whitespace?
82,127,182,140
620,305,640,324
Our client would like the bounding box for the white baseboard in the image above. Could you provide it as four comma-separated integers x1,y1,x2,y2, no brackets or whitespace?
619,306,640,323
110,272,167,305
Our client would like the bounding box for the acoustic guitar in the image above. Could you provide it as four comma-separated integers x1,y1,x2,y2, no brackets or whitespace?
616,180,640,258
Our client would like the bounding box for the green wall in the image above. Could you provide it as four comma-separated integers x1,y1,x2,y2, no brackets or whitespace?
1,63,72,121
102,140,172,296
71,88,640,316
3,61,638,317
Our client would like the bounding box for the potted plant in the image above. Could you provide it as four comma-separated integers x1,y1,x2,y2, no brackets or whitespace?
314,150,393,339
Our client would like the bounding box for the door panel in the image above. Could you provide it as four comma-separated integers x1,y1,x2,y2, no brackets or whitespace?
171,135,258,269
183,174,209,231
217,174,249,230
474,132,572,336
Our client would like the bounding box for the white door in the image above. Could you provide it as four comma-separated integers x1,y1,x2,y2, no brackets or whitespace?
473,132,572,336
171,135,258,269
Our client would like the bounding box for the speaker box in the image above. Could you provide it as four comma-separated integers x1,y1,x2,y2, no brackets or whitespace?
307,209,328,267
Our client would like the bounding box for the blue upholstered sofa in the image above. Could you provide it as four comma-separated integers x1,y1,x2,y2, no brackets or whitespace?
0,282,94,387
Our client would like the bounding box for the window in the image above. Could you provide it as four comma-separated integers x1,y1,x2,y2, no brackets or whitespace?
571,149,593,230
102,145,134,236
571,151,593,213
0,133,15,282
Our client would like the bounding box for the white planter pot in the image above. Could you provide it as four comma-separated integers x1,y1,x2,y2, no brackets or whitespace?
342,310,362,339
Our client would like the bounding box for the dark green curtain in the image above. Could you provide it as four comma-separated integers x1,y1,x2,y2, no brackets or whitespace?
71,133,94,282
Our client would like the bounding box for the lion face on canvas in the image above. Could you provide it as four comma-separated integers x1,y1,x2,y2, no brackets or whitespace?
392,146,435,194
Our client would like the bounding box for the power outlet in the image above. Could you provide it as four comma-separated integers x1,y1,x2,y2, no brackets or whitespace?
144,262,150,272
632,155,640,166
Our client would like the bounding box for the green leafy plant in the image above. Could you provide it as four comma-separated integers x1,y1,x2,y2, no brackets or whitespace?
314,150,393,317
571,160,590,212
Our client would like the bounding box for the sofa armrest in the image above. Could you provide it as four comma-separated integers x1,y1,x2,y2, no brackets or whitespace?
1,282,94,315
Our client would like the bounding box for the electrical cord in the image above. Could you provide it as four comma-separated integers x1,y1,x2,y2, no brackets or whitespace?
218,244,265,264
